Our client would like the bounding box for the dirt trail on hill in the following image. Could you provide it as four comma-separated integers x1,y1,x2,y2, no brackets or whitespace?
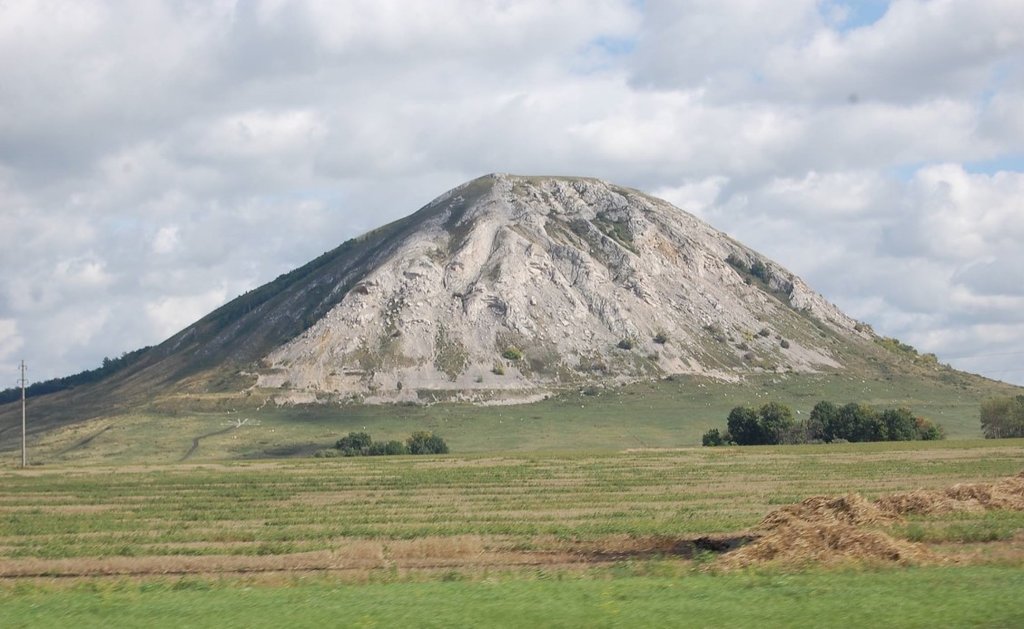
719,471,1024,569
57,425,111,456
180,426,237,461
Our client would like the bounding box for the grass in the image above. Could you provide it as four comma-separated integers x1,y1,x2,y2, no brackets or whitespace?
7,371,1018,465
3,567,1024,628
1,441,1022,563
2,441,1024,625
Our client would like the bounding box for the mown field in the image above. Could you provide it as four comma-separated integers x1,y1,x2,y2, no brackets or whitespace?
3,439,1024,627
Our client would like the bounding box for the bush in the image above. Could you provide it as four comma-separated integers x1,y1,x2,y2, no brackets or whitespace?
335,431,372,456
368,440,409,456
501,347,523,361
701,428,728,447
407,431,449,455
653,331,668,345
617,338,634,350
331,432,440,457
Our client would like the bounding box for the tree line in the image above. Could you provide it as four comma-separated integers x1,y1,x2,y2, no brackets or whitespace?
703,401,943,446
317,431,449,457
0,348,150,405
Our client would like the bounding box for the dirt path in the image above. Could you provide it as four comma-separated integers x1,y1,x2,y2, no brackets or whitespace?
57,425,112,456
180,426,237,462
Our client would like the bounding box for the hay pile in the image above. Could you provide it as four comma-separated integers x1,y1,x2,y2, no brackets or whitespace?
717,471,1024,569
719,495,927,569
876,471,1024,516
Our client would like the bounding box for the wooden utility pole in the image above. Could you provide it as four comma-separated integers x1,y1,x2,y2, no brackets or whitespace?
19,360,27,468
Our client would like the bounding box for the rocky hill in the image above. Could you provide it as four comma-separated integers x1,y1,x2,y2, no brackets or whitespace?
248,173,871,404
4,174,911,420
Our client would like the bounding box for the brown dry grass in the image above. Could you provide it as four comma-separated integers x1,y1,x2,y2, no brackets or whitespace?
876,471,1024,516
718,471,1024,570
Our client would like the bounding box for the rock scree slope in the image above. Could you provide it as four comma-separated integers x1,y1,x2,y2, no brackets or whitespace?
249,173,867,403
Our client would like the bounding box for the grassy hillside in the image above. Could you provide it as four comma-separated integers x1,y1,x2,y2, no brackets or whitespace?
4,369,1020,466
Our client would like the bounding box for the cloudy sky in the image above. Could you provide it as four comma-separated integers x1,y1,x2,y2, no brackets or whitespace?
2,0,1023,387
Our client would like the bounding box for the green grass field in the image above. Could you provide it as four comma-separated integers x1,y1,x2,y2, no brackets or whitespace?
2,440,1024,626
5,567,1024,628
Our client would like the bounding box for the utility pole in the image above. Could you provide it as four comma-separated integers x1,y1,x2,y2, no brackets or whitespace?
19,360,27,468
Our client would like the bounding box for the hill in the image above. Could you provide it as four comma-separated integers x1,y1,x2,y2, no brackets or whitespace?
1,174,1021,460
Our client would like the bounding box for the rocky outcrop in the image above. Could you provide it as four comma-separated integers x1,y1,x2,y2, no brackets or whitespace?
255,174,869,403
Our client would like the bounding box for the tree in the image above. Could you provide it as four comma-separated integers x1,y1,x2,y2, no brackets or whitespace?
980,396,1024,438
758,401,795,444
726,406,762,445
407,431,449,454
880,408,918,442
807,401,837,442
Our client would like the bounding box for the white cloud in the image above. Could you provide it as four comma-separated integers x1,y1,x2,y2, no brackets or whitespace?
1,0,1022,386
145,288,230,339
152,226,180,255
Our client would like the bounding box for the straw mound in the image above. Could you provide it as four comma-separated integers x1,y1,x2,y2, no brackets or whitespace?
719,494,924,569
716,472,1024,569
719,519,928,569
760,494,898,530
876,472,1024,516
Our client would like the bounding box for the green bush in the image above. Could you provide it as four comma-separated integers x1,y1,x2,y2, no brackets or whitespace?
701,428,728,447
501,347,523,361
368,440,409,456
407,431,449,455
617,338,634,350
335,432,373,456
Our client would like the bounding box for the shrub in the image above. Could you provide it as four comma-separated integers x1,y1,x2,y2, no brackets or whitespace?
780,339,790,349
750,259,770,283
757,328,771,338
501,347,522,361
335,431,372,456
653,331,669,344
701,428,726,447
915,417,944,441
617,338,634,350
407,431,449,455
368,440,409,456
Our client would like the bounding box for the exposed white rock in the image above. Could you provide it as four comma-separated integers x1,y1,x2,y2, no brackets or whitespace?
256,174,866,403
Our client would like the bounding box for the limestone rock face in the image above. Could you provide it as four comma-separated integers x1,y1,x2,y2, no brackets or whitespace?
255,174,867,403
